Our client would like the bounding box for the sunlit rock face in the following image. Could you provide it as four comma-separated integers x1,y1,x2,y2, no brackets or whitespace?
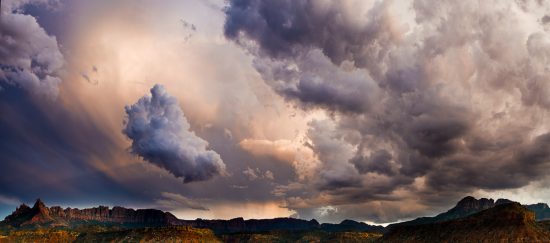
2,199,180,227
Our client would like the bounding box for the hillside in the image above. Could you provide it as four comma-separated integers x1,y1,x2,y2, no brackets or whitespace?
382,203,550,243
389,196,550,229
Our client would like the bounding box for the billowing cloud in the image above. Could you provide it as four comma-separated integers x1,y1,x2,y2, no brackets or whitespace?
351,149,396,176
123,84,226,183
225,0,550,222
0,0,64,98
0,0,310,221
252,50,380,113
3,0,550,226
239,138,319,181
0,0,305,222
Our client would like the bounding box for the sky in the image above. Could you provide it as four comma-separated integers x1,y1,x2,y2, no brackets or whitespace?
1,0,550,224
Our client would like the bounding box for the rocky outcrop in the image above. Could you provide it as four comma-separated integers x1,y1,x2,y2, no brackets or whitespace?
389,195,550,229
49,205,179,225
2,199,179,228
382,203,550,243
449,196,495,214
24,199,54,225
3,203,33,227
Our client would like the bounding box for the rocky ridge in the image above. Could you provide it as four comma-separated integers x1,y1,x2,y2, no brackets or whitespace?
2,199,179,228
389,196,550,229
382,202,550,242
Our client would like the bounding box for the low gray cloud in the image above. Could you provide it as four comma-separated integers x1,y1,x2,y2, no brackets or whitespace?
155,192,209,211
123,84,226,183
0,0,64,98
351,149,395,176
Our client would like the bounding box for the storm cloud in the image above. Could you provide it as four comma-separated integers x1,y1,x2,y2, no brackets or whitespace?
225,0,550,222
0,0,64,98
2,0,550,225
123,84,226,183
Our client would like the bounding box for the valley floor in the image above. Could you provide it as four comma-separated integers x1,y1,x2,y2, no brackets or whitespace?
0,226,383,243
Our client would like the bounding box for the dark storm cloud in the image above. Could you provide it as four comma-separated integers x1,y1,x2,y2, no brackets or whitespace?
427,132,550,191
224,0,395,68
0,0,64,98
351,149,395,176
252,50,380,113
225,0,550,222
400,103,471,158
123,84,227,183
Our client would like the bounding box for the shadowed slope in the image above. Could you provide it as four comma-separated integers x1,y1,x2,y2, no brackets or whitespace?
382,203,550,243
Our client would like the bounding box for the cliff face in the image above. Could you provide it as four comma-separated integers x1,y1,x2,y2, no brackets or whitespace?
49,206,179,225
2,199,179,228
389,196,550,228
382,203,550,243
446,196,495,215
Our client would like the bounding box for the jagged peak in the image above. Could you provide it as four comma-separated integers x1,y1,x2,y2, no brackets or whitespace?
16,203,31,211
458,195,477,202
32,198,47,210
454,196,494,209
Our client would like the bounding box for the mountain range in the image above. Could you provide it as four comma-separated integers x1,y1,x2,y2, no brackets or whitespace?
387,195,550,230
1,196,550,242
382,202,550,242
2,199,180,229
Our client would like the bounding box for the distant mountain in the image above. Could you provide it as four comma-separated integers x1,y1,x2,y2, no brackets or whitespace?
389,196,550,229
179,218,386,234
179,217,320,234
382,202,550,242
526,203,550,221
1,199,384,235
1,199,180,228
320,219,386,233
4,197,549,242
